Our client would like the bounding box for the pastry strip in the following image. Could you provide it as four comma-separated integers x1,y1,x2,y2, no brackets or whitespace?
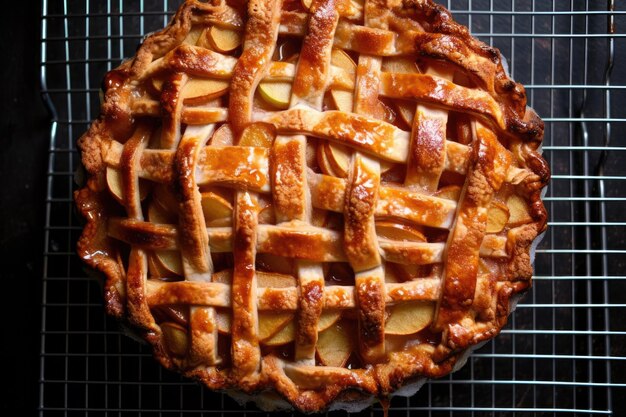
175,123,219,365
120,124,154,330
228,0,282,385
346,0,388,363
276,0,340,364
433,122,512,341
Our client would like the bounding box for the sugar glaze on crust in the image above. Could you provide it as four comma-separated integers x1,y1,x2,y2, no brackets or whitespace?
75,0,549,412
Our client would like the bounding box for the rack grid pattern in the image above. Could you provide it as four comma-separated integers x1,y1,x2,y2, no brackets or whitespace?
39,0,626,415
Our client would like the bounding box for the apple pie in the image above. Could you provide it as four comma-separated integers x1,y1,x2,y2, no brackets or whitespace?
75,0,549,412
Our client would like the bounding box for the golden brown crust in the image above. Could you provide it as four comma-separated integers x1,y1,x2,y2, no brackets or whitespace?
229,0,283,134
75,0,549,412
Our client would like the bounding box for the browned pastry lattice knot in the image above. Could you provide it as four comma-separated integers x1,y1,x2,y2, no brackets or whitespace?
75,0,549,412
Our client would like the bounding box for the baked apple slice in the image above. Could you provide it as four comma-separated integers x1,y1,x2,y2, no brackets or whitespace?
329,49,355,113
160,322,189,356
181,78,229,105
486,200,510,233
435,185,461,201
201,191,233,225
323,141,351,178
106,166,149,204
385,301,434,335
238,122,275,147
263,311,342,346
150,77,228,105
376,221,427,242
507,194,533,227
258,82,292,109
317,141,341,177
210,123,234,146
207,26,242,53
258,312,294,341
183,27,203,45
316,319,354,367
154,250,184,277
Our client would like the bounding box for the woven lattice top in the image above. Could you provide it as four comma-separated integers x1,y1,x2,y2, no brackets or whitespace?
75,0,549,412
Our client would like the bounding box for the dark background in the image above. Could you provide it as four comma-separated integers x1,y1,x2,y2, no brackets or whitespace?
1,0,49,414
2,0,626,415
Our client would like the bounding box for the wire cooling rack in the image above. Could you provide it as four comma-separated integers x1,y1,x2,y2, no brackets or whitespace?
39,0,626,415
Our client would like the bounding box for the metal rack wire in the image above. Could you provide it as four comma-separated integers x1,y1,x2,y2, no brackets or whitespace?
39,0,626,415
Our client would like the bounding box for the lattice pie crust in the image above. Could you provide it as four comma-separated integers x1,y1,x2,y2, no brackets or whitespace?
75,0,549,412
